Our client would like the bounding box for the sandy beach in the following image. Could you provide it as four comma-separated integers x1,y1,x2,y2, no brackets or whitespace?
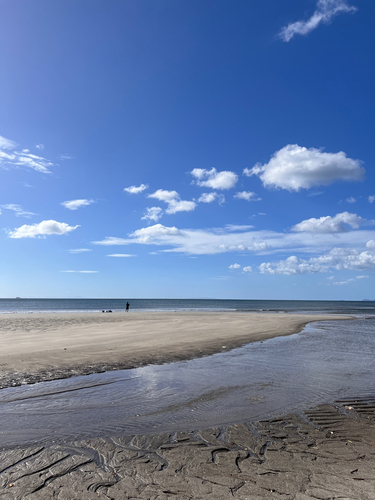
2,311,375,499
0,311,350,389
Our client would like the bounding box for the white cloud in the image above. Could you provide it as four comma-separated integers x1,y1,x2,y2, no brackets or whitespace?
124,184,148,194
366,240,375,249
333,279,355,285
246,144,364,191
68,248,92,254
92,223,375,257
346,196,356,203
356,275,369,279
36,144,44,150
107,254,135,257
260,256,322,275
199,192,216,203
93,237,129,246
260,244,375,275
291,212,371,233
0,136,54,174
61,199,94,210
59,155,74,160
234,191,262,202
165,199,197,214
308,191,324,197
369,195,375,203
279,0,357,42
148,189,179,202
1,204,35,218
9,220,79,239
142,207,163,222
229,263,241,269
130,224,183,244
225,224,254,231
0,135,17,150
191,168,238,190
198,192,226,205
61,270,98,273
243,266,252,273
147,189,197,215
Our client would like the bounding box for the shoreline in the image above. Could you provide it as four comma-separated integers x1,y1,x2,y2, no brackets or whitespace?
0,311,351,389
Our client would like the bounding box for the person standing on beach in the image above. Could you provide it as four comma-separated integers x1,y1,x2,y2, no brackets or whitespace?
126,302,130,312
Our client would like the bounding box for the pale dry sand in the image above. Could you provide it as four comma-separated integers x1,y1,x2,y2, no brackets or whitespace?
0,311,350,388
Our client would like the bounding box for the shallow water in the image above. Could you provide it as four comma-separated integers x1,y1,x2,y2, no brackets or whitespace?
0,318,374,449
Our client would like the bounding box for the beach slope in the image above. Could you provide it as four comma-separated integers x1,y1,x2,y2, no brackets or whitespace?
0,311,350,388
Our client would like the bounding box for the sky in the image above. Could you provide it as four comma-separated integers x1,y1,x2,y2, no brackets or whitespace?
0,0,374,300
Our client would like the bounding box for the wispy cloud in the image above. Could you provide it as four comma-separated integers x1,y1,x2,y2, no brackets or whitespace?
0,135,53,174
92,237,129,245
59,154,74,160
92,222,375,258
61,270,98,273
61,199,94,210
9,220,79,239
124,184,148,194
35,144,44,150
279,0,357,42
346,196,356,203
245,144,364,191
1,204,35,218
107,254,135,257
191,168,238,190
68,248,92,254
369,195,375,204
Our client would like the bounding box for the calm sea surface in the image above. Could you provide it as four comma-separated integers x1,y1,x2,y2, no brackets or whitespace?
1,298,375,316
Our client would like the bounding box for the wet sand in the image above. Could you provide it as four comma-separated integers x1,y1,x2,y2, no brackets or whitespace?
1,312,373,499
1,399,375,499
0,311,350,389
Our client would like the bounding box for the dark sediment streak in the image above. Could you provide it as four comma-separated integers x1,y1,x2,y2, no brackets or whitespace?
1,400,375,499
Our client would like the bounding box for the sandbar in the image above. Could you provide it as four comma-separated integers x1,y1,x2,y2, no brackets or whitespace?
0,311,350,388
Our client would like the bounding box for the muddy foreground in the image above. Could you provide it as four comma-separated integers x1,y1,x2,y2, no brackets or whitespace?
1,398,375,499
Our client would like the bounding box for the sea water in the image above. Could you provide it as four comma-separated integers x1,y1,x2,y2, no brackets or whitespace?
1,298,375,315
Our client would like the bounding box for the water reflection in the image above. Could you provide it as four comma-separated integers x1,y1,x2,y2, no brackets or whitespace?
0,319,374,448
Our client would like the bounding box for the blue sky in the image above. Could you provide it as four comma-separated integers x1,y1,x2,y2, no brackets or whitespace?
1,0,374,300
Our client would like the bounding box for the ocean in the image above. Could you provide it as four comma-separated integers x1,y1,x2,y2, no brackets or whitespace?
1,298,375,316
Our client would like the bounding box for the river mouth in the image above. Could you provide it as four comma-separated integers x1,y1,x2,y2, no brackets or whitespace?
0,318,374,449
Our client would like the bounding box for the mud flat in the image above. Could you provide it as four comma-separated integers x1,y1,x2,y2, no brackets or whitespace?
1,399,375,499
0,311,350,388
